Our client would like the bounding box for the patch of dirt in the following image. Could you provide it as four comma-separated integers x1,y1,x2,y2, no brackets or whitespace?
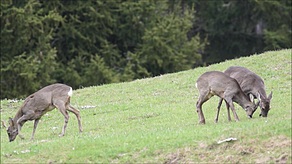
263,135,291,149
160,135,291,163
275,154,290,164
164,147,192,164
256,135,291,164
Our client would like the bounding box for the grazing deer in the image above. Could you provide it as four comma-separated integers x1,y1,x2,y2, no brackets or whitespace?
217,66,272,118
6,83,83,142
196,71,257,124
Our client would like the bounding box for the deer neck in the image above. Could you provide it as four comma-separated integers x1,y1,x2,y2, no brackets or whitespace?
233,91,250,109
12,108,24,126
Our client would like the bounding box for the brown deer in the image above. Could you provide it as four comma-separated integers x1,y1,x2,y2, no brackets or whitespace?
217,66,272,119
6,83,83,142
196,71,257,124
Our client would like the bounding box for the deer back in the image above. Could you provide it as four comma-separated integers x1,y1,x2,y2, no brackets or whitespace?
224,66,266,96
21,84,71,116
196,71,241,97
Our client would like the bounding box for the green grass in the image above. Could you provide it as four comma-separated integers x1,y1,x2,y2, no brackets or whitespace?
1,49,291,163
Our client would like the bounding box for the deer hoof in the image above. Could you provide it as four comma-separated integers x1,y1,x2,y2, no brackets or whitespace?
199,120,206,124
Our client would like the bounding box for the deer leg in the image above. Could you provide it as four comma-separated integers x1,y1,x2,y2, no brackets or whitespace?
67,105,83,133
215,98,223,123
54,101,69,137
196,100,205,124
16,114,33,139
17,122,25,139
196,92,211,124
225,98,239,122
31,118,40,140
224,100,232,122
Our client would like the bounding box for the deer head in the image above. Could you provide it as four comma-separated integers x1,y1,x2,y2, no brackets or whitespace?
7,118,18,142
258,92,273,117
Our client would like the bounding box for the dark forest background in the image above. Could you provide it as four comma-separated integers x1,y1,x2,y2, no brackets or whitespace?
1,0,291,99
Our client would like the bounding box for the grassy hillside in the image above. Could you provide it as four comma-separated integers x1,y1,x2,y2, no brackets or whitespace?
1,49,291,163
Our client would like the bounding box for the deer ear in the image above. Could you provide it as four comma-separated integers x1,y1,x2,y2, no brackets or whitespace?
8,118,14,126
268,91,273,100
257,92,261,102
249,94,254,103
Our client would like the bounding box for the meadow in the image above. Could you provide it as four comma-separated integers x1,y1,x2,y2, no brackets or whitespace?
1,49,291,163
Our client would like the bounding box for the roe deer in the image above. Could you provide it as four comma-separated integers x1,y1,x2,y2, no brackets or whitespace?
196,71,257,124
217,66,272,119
6,83,83,142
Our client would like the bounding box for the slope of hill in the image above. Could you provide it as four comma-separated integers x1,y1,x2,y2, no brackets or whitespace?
1,49,291,163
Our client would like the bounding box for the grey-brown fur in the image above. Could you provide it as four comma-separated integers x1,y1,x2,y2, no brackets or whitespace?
6,83,83,142
218,66,272,118
196,71,257,124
